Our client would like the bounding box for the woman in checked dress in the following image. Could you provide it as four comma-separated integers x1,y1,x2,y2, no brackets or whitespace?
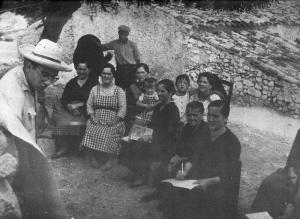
82,63,126,170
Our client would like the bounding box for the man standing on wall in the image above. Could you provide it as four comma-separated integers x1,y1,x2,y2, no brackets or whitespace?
0,39,72,219
102,25,141,90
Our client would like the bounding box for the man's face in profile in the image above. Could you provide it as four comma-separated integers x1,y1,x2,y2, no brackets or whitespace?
27,64,59,91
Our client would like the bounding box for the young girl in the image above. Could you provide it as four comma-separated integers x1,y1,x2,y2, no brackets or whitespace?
172,74,190,124
135,77,159,126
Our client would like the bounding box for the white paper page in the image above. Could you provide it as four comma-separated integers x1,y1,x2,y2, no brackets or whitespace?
161,178,199,190
245,212,273,219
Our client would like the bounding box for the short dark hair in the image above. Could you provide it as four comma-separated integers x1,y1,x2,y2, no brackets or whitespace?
136,63,149,74
102,63,116,75
176,74,190,86
186,101,204,114
75,59,91,69
144,77,157,89
157,79,175,94
208,100,230,118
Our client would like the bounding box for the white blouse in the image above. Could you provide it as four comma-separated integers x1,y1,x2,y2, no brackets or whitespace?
172,93,190,123
189,93,221,121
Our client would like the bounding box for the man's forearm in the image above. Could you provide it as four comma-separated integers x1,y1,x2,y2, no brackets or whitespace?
206,176,221,186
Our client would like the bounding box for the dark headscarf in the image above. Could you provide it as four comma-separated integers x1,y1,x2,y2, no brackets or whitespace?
73,34,105,82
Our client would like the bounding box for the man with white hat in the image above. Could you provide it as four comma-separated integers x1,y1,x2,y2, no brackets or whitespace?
0,39,71,219
102,25,141,90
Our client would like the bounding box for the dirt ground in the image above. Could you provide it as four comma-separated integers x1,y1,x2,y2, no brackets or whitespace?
37,110,296,219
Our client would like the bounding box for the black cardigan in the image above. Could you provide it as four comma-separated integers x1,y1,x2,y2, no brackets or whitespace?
61,77,97,115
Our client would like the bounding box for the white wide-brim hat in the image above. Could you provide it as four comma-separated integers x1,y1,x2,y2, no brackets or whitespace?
19,39,72,72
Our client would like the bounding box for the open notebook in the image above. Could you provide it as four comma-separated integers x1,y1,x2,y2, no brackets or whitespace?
245,212,272,219
161,179,199,190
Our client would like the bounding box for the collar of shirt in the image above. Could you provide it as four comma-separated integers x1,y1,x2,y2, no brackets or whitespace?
117,39,129,45
17,67,32,93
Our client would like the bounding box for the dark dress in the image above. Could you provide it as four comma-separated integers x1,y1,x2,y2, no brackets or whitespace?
252,129,300,217
120,102,180,178
162,128,241,219
61,77,97,114
119,82,145,174
149,102,180,163
52,77,97,136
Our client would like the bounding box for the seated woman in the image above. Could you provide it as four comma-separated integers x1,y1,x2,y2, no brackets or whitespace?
51,61,97,158
125,63,150,132
159,100,241,219
252,129,300,219
189,72,227,121
119,63,150,185
121,79,179,188
144,79,180,186
81,63,126,170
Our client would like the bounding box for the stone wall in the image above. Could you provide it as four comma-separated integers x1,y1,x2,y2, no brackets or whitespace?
184,36,300,118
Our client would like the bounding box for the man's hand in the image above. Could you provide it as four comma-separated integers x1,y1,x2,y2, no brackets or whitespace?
167,155,181,173
175,169,186,180
193,179,212,191
170,155,181,165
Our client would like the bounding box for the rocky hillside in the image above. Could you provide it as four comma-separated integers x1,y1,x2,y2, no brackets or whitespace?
158,0,300,118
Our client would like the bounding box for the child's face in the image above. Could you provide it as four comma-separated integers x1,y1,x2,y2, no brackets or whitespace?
176,79,189,93
145,87,155,95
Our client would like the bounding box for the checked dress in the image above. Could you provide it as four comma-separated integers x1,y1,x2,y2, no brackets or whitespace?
81,85,125,155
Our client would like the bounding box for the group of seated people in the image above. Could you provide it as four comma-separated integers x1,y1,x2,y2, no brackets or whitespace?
49,34,300,219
